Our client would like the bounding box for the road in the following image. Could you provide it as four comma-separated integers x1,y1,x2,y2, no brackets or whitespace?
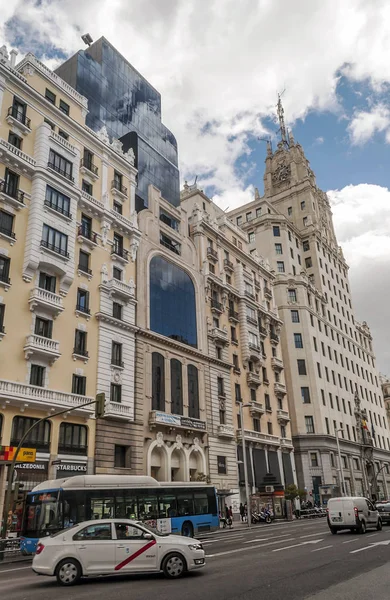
2,519,390,600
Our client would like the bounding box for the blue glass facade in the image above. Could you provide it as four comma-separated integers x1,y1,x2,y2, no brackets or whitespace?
55,37,180,210
150,256,197,348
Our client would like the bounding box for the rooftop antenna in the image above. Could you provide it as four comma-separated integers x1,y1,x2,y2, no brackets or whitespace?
277,90,289,148
81,33,93,47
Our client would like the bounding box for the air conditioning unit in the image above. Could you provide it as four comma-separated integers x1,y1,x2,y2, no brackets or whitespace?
265,485,274,493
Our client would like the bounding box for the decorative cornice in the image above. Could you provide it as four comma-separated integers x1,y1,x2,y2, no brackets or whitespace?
95,312,138,333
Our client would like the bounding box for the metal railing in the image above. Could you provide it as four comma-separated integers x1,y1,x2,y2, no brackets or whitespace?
80,158,98,176
211,298,223,311
47,161,74,182
78,225,97,243
76,303,90,314
44,199,72,219
0,180,25,204
111,245,129,260
78,264,92,275
73,347,89,358
40,239,69,258
111,179,128,196
0,225,15,239
8,106,31,128
58,444,87,455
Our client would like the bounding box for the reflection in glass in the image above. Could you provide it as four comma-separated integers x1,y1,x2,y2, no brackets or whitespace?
170,359,183,416
152,352,165,411
188,365,199,419
150,255,197,347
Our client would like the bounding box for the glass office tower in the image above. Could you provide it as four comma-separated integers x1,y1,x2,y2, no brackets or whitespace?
56,37,180,210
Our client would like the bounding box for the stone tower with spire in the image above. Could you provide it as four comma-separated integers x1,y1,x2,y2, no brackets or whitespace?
227,98,390,501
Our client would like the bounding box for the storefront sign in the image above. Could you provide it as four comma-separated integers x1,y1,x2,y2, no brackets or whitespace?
154,412,206,431
0,446,37,463
55,463,87,478
14,461,47,473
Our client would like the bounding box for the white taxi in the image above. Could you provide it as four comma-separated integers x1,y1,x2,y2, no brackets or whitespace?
32,519,205,585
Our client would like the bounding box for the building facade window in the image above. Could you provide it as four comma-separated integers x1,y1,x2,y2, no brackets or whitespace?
113,302,123,320
152,352,165,411
48,149,73,181
170,358,183,415
74,330,88,356
297,359,307,375
277,261,285,273
305,416,315,433
42,224,68,257
301,387,311,403
111,383,122,403
45,185,71,218
59,423,87,454
0,209,14,238
217,456,227,474
150,256,197,347
35,316,53,338
114,445,131,468
72,374,86,396
288,289,297,302
273,226,280,236
76,289,90,314
111,342,123,367
78,250,90,274
11,416,50,451
187,364,199,419
30,364,45,387
275,243,283,254
291,310,299,323
294,333,303,348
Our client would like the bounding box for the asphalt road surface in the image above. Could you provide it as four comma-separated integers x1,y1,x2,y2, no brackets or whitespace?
2,519,390,600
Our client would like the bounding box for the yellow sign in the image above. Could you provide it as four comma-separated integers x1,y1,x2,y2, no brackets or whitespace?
0,446,36,462
17,447,36,462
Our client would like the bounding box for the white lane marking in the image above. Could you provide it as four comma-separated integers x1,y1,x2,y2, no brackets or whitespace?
311,545,333,552
207,537,295,557
273,539,324,552
300,532,326,539
0,566,32,574
366,533,378,538
244,533,291,544
342,539,359,544
350,540,390,554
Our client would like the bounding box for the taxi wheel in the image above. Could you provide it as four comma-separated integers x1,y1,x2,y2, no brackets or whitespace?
55,558,82,586
162,553,187,579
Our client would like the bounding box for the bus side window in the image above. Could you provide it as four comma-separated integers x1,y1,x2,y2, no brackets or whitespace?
137,495,158,521
177,494,194,516
158,495,178,518
194,492,208,515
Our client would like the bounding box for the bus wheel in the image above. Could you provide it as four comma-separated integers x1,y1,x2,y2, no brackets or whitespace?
181,521,194,537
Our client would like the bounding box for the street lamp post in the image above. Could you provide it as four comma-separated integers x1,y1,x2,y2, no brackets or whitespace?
237,401,252,528
335,428,346,497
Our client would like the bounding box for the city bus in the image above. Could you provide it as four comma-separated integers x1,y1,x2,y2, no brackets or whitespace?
20,475,219,553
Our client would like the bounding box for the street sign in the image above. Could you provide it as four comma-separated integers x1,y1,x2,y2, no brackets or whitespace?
0,446,37,463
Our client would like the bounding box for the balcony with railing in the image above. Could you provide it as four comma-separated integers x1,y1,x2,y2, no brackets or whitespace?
100,277,135,301
247,315,257,326
76,303,91,316
111,179,128,197
211,298,223,313
111,244,129,263
280,437,294,448
259,325,268,337
0,180,25,208
77,225,98,247
73,346,89,360
271,357,284,371
104,401,133,420
0,138,36,174
29,287,64,317
228,309,239,322
209,327,229,345
0,223,15,242
217,424,235,438
237,428,280,446
224,258,234,271
247,371,261,386
249,401,265,416
207,246,218,262
277,409,290,423
24,334,61,364
40,239,69,258
244,289,255,300
270,332,280,345
48,161,74,182
111,357,125,368
0,379,94,415
264,286,272,299
274,382,287,396
6,106,31,132
248,342,262,360
80,158,99,179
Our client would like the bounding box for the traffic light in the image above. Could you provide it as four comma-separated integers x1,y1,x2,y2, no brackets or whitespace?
14,483,25,503
95,393,106,418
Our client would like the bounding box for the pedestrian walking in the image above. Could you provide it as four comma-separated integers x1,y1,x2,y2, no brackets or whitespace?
225,505,232,528
244,503,248,522
239,503,245,522
228,506,233,528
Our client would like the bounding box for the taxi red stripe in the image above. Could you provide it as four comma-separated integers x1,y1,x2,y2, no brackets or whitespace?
114,539,157,571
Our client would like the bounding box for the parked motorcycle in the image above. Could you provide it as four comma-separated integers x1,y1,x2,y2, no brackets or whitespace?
251,509,274,524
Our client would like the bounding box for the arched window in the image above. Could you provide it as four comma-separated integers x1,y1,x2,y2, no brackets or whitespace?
59,423,88,454
11,416,51,452
171,359,183,415
152,352,165,411
150,255,197,347
188,364,199,419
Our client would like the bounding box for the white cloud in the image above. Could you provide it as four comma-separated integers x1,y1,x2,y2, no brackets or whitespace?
328,184,390,372
348,104,390,145
314,136,324,145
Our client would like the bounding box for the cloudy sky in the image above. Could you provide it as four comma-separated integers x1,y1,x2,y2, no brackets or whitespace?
1,0,389,374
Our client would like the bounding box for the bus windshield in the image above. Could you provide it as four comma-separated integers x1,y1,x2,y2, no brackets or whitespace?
24,491,62,538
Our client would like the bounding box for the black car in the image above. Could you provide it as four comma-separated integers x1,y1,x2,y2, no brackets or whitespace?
375,502,390,524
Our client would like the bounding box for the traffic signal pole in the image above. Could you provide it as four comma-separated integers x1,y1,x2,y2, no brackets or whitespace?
1,396,102,541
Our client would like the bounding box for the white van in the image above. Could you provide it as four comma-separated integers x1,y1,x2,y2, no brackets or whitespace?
327,497,382,534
